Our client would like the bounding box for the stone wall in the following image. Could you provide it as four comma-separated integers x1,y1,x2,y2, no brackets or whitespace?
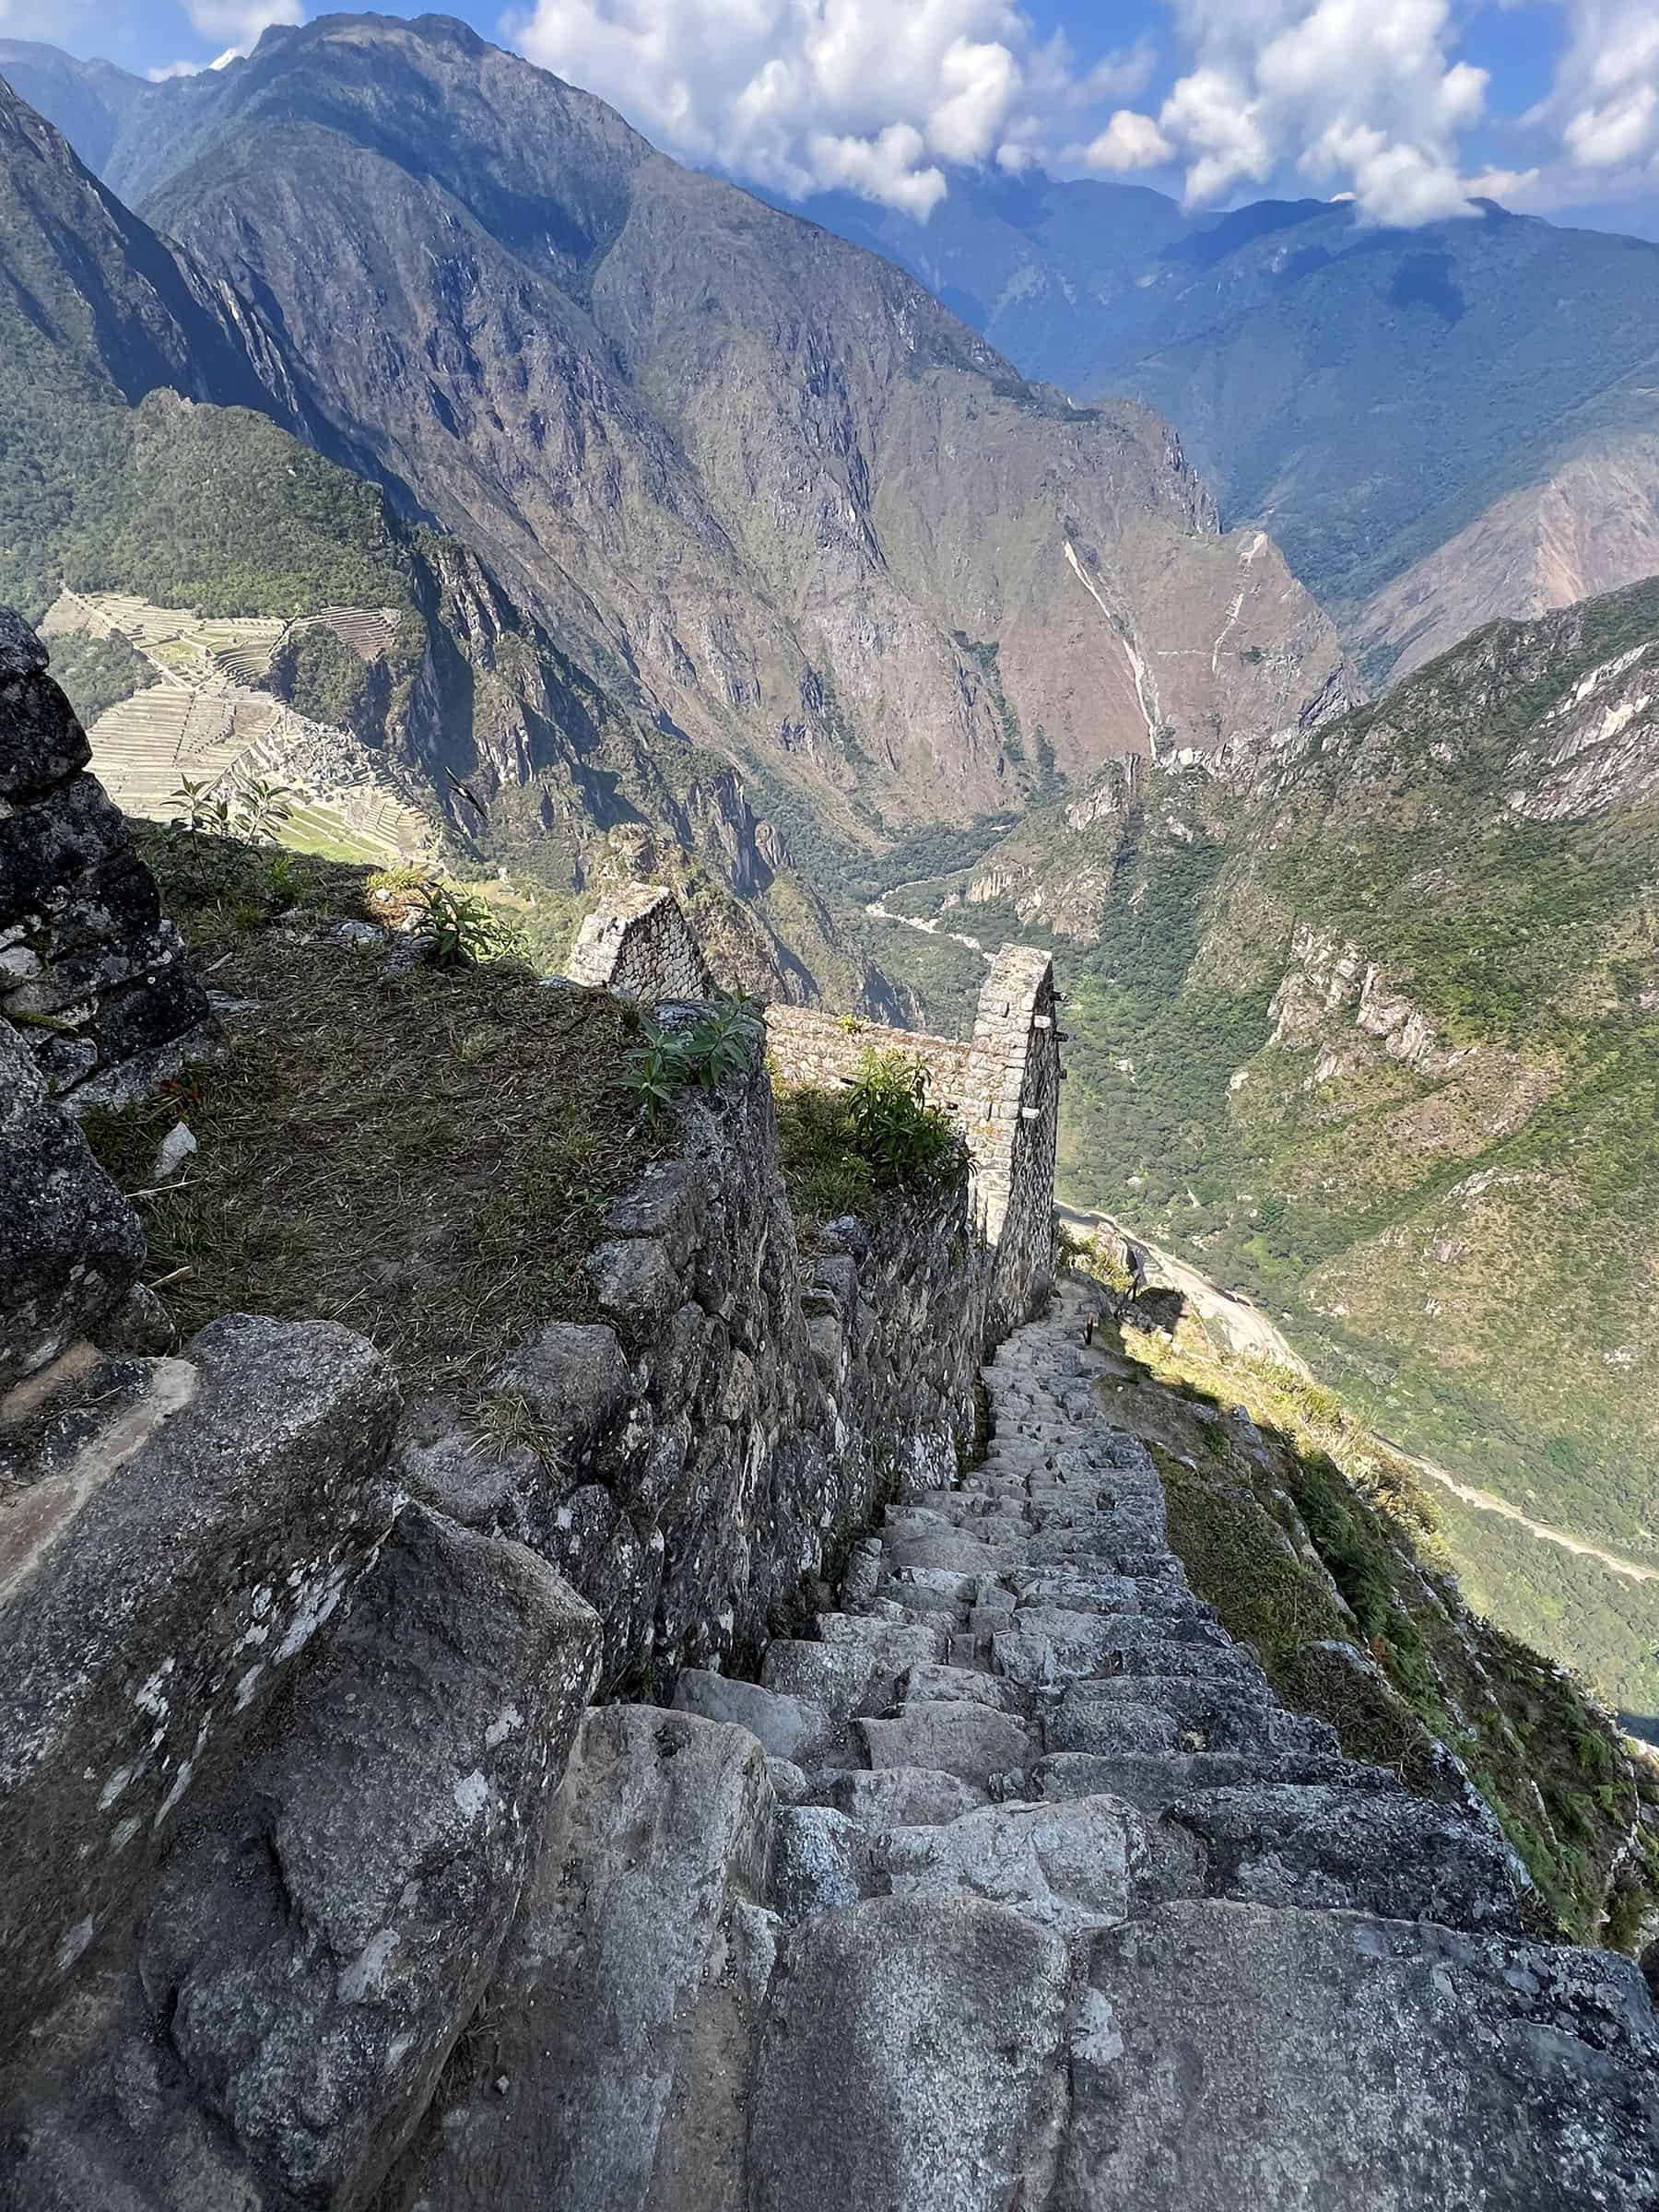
0,610,217,1109
400,1026,989,1696
769,945,1062,1342
565,881,715,1001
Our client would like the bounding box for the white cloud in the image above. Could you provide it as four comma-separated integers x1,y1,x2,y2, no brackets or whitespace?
503,1,1158,215
184,1,304,65
148,60,206,82
0,0,104,31
1075,109,1175,174
1500,3,1659,213
1155,1,1481,225
500,0,1659,229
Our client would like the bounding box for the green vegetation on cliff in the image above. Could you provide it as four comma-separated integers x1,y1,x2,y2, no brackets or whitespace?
1064,1245,1659,1946
881,582,1659,1731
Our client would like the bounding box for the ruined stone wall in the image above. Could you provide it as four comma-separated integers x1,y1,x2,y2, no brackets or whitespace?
565,881,715,1002
0,612,217,1109
765,1004,974,1103
400,1031,987,1697
768,949,1061,1342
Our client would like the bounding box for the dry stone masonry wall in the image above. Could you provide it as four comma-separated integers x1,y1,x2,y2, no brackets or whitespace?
0,613,218,1110
399,1037,997,1698
759,946,1061,1340
565,881,716,1001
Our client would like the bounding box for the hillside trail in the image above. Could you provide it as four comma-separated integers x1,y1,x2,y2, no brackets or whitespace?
1059,1202,1659,1589
390,1275,1659,2206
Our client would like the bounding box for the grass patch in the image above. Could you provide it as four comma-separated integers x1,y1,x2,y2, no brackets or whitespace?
83,827,655,1404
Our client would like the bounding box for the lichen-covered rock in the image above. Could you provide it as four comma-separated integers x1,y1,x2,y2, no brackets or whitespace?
0,1022,145,1392
381,1705,776,2212
748,1896,1069,2212
1059,1900,1659,2211
134,1506,601,2209
0,1314,401,2053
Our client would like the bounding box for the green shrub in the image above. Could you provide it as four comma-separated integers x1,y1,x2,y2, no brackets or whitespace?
843,1051,966,1191
775,1051,966,1229
411,882,526,970
622,994,764,1119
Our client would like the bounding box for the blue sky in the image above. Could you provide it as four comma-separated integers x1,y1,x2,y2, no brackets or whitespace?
21,2,1659,238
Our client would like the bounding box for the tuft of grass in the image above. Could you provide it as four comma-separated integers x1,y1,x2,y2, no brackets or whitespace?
472,1388,565,1473
83,827,656,1405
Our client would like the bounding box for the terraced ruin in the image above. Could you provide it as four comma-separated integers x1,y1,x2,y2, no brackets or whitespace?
41,590,432,865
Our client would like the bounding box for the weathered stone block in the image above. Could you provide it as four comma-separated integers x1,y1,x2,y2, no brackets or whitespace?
748,1895,1069,2212
1057,1900,1659,2211
137,1504,601,2209
0,1313,400,2050
380,1705,775,2212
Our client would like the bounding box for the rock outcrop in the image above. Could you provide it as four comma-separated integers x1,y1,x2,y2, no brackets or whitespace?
0,613,215,1107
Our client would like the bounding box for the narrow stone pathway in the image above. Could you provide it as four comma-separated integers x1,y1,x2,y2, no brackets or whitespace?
386,1279,1659,2211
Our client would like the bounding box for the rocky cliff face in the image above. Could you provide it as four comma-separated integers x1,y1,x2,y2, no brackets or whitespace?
25,13,1352,849
0,81,905,1015
774,171,1659,691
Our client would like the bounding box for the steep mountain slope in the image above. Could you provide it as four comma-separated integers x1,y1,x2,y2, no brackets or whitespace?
0,36,153,179
7,15,1351,869
866,577,1659,1724
772,171,1659,688
0,75,894,1011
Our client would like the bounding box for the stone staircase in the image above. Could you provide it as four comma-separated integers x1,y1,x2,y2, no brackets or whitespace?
382,1279,1659,2211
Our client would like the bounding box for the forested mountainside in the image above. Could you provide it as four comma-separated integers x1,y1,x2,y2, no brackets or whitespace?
0,74,895,1011
868,578,1659,1728
5,11,1349,876
778,168,1659,688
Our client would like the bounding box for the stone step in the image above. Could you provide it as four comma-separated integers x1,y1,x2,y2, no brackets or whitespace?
760,1638,887,1722
806,1765,992,1828
1027,1749,1399,1816
748,1896,1069,2212
1057,1901,1659,2209
1162,1781,1524,1934
893,1663,1034,1719
1050,1680,1339,1758
673,1669,837,1765
878,1792,1157,1934
857,1700,1037,1784
818,1615,949,1673
994,1621,1260,1691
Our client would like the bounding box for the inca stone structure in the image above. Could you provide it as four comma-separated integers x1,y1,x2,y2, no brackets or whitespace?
382,1280,1659,2210
1,614,1655,2208
564,881,716,1002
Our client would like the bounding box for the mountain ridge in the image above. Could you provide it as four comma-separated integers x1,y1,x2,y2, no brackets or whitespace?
2,13,1354,861
753,164,1659,687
